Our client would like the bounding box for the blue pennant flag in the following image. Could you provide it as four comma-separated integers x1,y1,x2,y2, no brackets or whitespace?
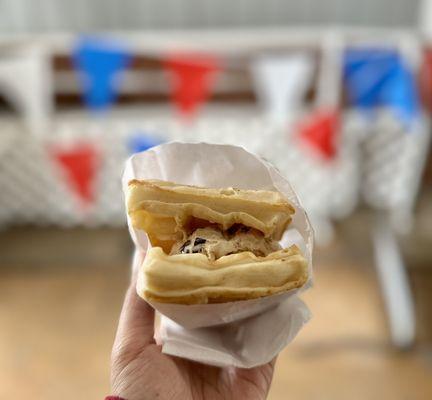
128,132,163,154
73,36,132,111
343,48,420,126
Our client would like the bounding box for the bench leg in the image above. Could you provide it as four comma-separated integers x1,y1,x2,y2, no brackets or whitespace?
372,213,416,349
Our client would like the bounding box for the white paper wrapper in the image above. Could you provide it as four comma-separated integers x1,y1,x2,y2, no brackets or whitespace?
122,142,313,368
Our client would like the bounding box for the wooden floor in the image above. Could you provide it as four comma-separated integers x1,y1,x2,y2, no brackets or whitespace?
0,213,431,399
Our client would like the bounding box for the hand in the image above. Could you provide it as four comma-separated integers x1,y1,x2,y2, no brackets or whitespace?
110,252,276,400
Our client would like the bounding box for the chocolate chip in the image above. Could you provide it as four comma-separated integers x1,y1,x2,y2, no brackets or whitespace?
226,225,238,235
191,246,205,254
194,237,206,245
179,240,191,253
227,224,250,235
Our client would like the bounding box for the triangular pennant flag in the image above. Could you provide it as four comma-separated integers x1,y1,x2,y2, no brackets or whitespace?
50,142,99,206
384,57,420,125
164,53,219,119
420,47,432,112
0,47,52,134
251,54,314,125
297,109,340,160
73,36,132,111
127,132,163,154
343,48,419,126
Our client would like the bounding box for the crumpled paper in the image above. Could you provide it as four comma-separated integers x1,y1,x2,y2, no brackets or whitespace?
122,142,313,368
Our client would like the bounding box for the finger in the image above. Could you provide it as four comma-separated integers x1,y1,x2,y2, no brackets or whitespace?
114,251,155,349
130,248,142,281
233,356,277,395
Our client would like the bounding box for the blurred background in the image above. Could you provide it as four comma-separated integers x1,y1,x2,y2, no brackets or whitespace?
1,0,432,399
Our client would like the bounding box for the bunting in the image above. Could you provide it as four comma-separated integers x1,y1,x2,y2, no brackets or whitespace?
297,109,340,160
50,142,100,206
251,54,314,125
0,47,52,134
164,53,219,119
73,36,132,111
343,48,420,126
128,132,163,154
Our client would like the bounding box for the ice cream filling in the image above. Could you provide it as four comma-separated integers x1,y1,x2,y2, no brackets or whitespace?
170,225,282,261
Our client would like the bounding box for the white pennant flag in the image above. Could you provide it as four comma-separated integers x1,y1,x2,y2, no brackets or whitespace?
251,54,314,125
0,45,52,135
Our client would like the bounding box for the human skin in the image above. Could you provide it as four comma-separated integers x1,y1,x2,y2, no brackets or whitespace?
110,252,276,400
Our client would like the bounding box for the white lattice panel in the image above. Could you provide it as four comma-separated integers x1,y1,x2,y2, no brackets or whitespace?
362,112,430,215
0,107,428,231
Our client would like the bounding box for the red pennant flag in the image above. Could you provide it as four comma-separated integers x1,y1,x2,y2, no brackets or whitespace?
50,142,99,206
164,53,219,119
297,109,340,160
420,47,432,112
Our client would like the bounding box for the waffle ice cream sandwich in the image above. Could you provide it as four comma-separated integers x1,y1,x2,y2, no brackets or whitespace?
127,179,308,304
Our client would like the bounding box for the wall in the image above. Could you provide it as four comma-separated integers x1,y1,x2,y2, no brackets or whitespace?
0,0,421,33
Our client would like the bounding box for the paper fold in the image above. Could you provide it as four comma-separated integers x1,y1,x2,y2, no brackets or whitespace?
123,142,313,368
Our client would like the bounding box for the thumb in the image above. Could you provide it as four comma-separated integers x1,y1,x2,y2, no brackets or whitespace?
112,251,155,357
